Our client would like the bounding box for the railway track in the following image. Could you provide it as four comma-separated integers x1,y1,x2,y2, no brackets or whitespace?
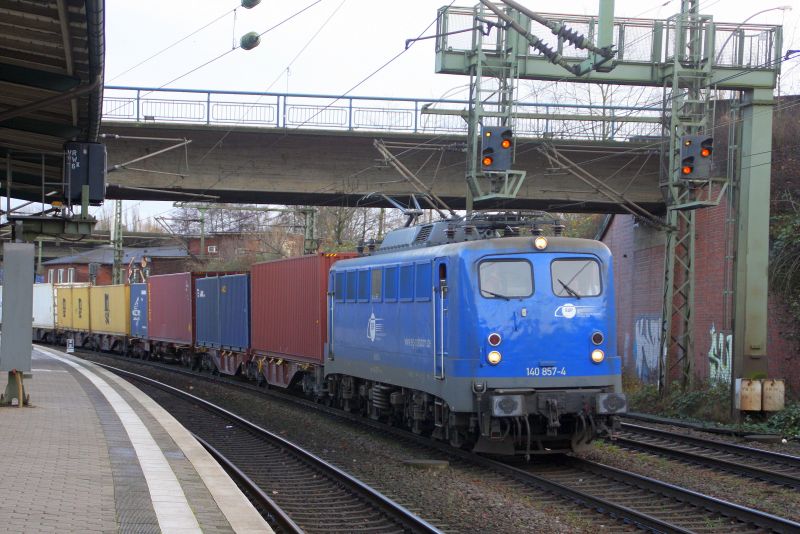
514,457,798,533
100,363,442,534
612,422,800,489
83,351,800,533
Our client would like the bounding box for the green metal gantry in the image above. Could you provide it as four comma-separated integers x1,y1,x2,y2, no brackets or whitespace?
434,1,781,394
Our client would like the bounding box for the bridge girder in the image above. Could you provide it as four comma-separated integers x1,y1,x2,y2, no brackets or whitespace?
101,122,663,213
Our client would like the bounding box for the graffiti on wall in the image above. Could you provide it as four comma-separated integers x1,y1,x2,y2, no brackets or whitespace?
634,315,661,384
708,323,732,384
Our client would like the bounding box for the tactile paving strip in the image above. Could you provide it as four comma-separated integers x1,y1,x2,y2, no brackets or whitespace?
70,369,161,532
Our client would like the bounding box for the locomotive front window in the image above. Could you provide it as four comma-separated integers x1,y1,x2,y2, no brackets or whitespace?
551,259,601,298
479,260,533,299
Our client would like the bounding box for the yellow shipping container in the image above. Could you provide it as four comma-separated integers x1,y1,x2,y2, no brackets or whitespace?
55,285,73,330
71,284,91,332
89,284,130,336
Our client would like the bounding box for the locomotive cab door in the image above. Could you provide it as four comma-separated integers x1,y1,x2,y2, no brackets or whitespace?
433,258,448,379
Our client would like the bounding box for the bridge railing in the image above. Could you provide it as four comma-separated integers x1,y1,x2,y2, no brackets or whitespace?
102,86,663,142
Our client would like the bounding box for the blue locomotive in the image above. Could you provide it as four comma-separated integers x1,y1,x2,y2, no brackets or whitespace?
325,217,626,456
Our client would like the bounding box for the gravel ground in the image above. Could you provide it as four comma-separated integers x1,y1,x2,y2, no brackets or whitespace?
578,439,800,521
81,353,622,534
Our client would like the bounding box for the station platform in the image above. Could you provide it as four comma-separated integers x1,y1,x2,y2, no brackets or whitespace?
0,345,272,533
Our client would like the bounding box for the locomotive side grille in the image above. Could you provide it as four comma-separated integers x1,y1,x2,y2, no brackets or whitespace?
413,225,433,243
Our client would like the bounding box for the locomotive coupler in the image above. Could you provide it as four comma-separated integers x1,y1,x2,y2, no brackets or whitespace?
545,398,561,435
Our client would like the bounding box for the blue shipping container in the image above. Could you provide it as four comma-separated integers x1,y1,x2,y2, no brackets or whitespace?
219,274,250,351
195,277,220,348
130,283,148,338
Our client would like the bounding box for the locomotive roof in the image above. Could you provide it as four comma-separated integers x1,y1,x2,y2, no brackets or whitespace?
331,236,611,269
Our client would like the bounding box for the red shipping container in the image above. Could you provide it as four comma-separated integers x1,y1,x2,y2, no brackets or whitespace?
251,253,356,363
148,272,194,345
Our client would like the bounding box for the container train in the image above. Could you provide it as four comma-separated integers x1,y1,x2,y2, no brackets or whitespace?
18,217,627,457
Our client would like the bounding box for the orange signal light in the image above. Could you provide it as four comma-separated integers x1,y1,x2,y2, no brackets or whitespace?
700,148,711,157
682,165,693,175
482,156,494,166
501,139,512,149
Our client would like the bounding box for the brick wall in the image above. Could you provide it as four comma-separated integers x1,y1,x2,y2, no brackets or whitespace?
603,204,799,395
603,216,665,383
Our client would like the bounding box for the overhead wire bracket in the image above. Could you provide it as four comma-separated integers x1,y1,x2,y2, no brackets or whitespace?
372,139,456,219
480,0,616,77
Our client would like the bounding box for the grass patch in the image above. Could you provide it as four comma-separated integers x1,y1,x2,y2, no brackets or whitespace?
627,381,800,438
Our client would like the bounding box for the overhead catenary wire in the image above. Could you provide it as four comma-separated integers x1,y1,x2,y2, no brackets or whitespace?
199,0,348,162
106,2,240,83
104,0,325,119
110,0,330,219
154,0,324,94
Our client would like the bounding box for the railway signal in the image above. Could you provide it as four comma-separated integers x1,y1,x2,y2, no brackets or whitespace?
679,134,713,179
481,126,514,171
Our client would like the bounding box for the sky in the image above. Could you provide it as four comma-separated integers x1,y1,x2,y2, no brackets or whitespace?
105,0,800,95
99,0,800,225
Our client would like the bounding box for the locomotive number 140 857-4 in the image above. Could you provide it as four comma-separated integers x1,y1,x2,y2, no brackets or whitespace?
526,366,567,377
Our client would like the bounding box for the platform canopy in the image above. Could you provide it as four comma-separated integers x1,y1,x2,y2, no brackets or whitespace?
0,0,105,201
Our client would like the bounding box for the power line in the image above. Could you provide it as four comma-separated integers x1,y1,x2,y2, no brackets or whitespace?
107,3,239,83
157,0,323,92
199,0,348,162
104,1,324,119
111,1,329,218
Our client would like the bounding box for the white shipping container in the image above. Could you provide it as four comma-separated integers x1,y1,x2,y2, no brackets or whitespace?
33,283,56,329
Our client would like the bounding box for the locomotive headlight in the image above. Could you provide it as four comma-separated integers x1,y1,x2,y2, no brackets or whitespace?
487,350,502,365
488,333,502,346
533,236,548,250
591,349,605,363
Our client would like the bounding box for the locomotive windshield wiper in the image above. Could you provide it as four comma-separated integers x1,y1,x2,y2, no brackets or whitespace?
558,278,581,299
481,289,511,301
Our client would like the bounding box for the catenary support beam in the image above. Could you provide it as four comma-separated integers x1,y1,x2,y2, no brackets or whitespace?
733,88,773,380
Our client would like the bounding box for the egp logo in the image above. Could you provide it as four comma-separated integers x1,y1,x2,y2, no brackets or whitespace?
368,313,377,341
555,303,577,319
367,312,384,342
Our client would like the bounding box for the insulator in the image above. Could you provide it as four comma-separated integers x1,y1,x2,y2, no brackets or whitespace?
555,25,588,50
239,32,261,50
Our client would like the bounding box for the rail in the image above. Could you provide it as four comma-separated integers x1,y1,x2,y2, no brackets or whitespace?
102,85,663,142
